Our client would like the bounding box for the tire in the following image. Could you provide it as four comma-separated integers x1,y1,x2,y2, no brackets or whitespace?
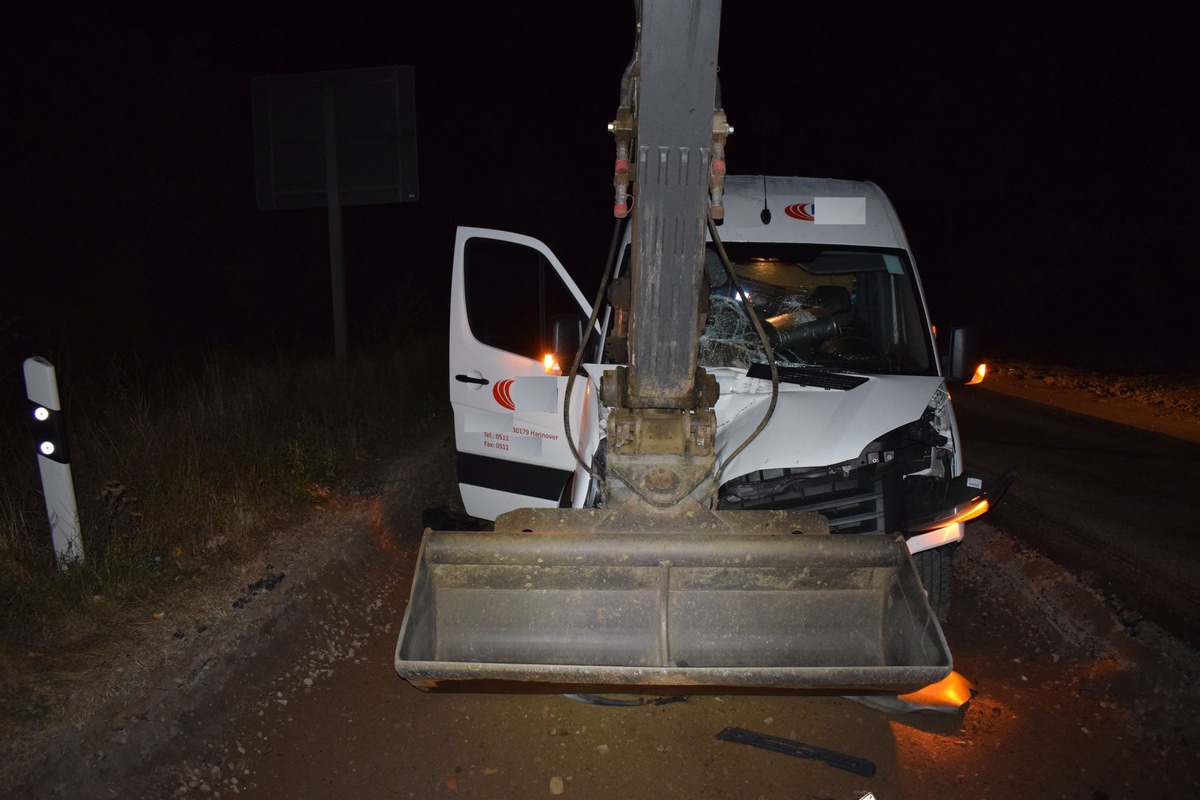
913,544,956,622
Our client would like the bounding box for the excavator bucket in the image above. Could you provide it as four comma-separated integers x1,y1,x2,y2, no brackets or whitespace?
395,509,951,694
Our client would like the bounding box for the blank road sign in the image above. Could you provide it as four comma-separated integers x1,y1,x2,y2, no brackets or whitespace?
253,66,418,210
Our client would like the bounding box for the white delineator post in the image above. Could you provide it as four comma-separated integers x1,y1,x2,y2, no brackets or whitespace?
23,357,83,567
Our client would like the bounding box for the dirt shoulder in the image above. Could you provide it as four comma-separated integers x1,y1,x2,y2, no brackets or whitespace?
1,432,457,800
982,361,1200,444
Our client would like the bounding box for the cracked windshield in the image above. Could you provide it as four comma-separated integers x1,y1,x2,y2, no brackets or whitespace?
697,242,935,375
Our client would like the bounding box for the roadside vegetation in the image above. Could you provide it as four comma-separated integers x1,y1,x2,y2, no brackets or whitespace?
0,334,446,681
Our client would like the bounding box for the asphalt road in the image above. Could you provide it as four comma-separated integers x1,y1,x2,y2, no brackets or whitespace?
952,385,1200,648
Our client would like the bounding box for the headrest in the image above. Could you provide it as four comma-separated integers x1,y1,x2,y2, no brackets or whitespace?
807,285,853,315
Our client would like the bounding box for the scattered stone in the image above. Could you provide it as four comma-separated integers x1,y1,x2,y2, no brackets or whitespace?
549,775,565,795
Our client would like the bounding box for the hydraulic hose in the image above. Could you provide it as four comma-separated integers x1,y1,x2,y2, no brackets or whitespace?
707,216,780,489
562,216,627,488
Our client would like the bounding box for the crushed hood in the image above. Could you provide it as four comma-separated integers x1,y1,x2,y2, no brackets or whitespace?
711,370,944,482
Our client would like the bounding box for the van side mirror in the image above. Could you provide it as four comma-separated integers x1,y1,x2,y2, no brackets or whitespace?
549,314,587,369
945,326,984,383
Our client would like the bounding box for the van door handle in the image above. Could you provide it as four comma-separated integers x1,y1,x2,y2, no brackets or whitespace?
455,374,489,385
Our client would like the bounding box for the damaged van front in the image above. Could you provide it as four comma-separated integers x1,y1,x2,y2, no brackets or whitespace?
590,176,1012,618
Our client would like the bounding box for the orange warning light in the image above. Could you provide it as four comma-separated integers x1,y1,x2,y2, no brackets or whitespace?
542,354,561,375
897,669,975,710
966,362,987,385
953,498,990,525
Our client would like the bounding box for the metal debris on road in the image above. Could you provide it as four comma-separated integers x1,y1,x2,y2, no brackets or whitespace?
715,726,876,778
232,572,286,609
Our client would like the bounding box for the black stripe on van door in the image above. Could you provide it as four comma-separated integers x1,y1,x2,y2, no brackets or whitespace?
456,452,572,502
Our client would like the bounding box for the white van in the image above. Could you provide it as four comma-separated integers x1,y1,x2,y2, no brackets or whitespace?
446,175,1010,618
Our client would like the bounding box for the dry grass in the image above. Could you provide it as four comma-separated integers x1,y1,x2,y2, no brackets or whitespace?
0,338,446,675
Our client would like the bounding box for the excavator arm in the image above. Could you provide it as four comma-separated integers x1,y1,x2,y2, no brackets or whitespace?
602,0,724,513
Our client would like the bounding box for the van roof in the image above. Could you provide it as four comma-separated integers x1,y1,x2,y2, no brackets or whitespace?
716,176,911,251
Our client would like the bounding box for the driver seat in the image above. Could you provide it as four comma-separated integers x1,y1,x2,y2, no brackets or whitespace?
807,285,857,330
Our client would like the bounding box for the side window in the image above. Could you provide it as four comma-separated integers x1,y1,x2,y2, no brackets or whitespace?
464,237,582,361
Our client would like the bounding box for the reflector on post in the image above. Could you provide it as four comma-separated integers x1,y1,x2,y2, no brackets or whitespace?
23,357,83,567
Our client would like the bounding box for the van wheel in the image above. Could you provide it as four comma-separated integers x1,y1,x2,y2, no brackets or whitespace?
913,545,956,622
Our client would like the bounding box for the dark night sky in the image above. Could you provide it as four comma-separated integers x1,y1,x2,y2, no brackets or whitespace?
3,3,1198,369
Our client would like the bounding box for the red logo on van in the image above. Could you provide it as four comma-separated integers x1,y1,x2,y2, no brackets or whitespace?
493,379,516,410
784,202,814,221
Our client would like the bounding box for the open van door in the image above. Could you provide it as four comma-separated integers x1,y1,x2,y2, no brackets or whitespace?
449,227,598,521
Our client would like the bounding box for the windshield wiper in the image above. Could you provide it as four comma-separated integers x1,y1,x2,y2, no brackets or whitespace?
746,363,868,390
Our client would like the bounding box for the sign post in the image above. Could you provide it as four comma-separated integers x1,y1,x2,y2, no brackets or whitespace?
253,66,419,360
23,357,84,567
